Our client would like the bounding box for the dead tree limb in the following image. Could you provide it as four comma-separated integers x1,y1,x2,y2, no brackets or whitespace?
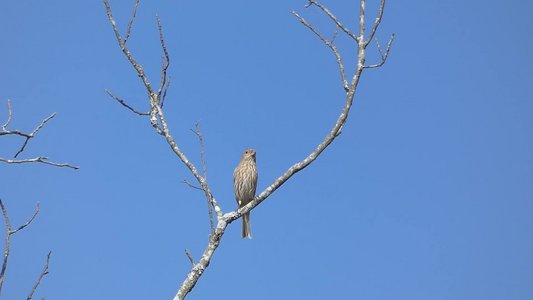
0,100,79,170
103,0,394,299
0,200,43,297
26,251,51,300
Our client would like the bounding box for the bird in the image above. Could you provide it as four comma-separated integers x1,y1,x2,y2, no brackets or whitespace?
233,148,258,239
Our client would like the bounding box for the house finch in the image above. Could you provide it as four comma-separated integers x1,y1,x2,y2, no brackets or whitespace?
233,148,258,239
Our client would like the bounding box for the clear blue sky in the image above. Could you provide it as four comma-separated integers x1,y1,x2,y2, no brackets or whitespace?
1,0,532,299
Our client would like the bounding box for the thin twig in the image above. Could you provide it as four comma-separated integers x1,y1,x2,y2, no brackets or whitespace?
104,0,161,128
184,249,194,266
0,100,56,158
0,199,12,296
1,100,12,131
26,251,51,300
364,33,395,68
190,122,214,232
152,103,223,219
124,0,140,45
181,180,202,191
1,100,78,169
306,0,360,43
0,200,41,297
104,89,149,115
161,76,171,108
103,0,154,96
359,0,365,40
364,0,386,46
0,157,79,170
14,113,56,158
12,202,40,235
156,16,170,100
292,11,349,91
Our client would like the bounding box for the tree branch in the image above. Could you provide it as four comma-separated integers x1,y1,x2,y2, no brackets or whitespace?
26,251,51,300
291,11,349,91
1,100,13,131
364,0,386,46
152,102,223,219
306,0,360,43
1,100,79,169
156,15,170,100
184,249,195,266
0,100,56,158
190,122,215,232
104,0,223,221
364,33,395,69
174,1,394,298
0,200,41,297
103,0,156,122
11,203,40,235
123,0,139,45
0,157,79,170
104,89,149,115
105,1,394,299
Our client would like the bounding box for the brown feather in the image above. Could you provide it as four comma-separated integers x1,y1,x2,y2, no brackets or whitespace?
233,149,258,239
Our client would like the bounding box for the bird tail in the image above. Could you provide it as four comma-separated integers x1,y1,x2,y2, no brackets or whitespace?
242,212,252,239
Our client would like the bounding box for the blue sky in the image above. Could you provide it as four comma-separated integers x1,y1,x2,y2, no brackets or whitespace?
1,0,532,299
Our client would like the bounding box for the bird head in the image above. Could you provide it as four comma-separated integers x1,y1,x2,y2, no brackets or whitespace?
242,149,256,161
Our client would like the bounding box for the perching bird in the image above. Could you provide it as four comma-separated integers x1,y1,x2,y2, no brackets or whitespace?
233,148,258,239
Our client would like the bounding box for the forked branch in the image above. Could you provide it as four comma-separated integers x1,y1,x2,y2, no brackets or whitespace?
26,251,51,300
0,200,41,297
104,0,394,299
364,34,395,68
291,11,349,91
190,122,215,232
103,0,222,219
0,100,79,169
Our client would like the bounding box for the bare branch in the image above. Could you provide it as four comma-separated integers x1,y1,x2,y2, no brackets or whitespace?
104,89,149,115
190,122,214,232
105,1,223,219
359,0,365,40
123,0,140,45
26,251,51,300
1,100,13,131
181,180,202,191
226,77,361,224
156,15,170,100
104,0,165,131
306,0,360,43
106,1,394,299
1,100,78,169
103,0,155,96
184,249,194,266
161,76,171,108
0,200,41,297
191,123,207,186
0,101,56,158
152,104,223,219
364,0,386,46
0,157,79,170
0,200,12,296
11,202,40,235
364,33,395,69
176,0,384,296
14,113,56,158
292,11,349,91
174,223,227,300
